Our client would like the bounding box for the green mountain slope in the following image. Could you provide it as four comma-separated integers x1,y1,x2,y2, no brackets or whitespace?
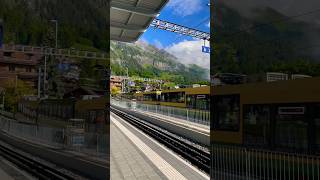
0,0,109,51
212,3,320,76
0,0,109,98
111,41,209,85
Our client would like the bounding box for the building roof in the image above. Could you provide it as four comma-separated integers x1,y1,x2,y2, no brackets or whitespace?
110,0,169,42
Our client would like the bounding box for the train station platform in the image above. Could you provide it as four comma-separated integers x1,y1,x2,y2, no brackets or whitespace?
0,167,13,180
110,113,209,180
135,109,209,135
112,105,210,146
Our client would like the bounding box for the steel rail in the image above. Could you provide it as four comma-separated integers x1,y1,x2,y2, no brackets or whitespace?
0,142,76,180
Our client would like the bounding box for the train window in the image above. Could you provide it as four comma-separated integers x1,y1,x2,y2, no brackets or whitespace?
315,117,320,152
213,94,240,131
187,95,210,110
275,105,308,151
244,105,271,147
161,92,185,103
186,95,196,108
313,104,320,152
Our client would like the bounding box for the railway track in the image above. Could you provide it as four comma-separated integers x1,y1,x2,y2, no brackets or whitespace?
111,106,210,174
0,142,77,180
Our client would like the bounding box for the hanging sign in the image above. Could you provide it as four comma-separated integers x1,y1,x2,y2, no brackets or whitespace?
202,46,210,53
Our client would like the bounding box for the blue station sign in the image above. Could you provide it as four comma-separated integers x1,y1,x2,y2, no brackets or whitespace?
202,46,210,53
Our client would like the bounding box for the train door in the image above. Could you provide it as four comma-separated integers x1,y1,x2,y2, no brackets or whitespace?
274,104,308,151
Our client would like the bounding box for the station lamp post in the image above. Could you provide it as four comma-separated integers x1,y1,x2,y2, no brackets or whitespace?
1,91,5,111
50,19,58,49
0,19,3,48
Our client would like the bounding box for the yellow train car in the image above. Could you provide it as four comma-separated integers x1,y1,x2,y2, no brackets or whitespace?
211,77,320,179
133,91,161,105
17,96,109,130
134,86,210,110
75,96,109,125
212,77,320,152
160,86,210,110
160,88,186,108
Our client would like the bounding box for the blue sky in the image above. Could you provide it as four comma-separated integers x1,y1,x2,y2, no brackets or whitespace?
138,0,211,69
141,0,210,48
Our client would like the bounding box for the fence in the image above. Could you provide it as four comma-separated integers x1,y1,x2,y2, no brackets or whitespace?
212,144,320,180
0,117,108,157
111,99,210,126
0,110,15,119
1,44,108,60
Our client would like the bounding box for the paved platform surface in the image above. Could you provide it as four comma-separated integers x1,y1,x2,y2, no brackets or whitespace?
110,113,209,180
0,166,13,180
0,156,35,180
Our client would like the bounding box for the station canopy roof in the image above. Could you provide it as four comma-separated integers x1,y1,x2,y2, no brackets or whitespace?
110,0,169,42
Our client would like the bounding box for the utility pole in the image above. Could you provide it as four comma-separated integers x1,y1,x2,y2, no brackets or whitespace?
43,56,47,98
2,91,5,111
15,75,18,91
126,67,129,78
50,19,59,98
125,67,129,93
38,67,41,99
122,78,125,93
0,19,3,48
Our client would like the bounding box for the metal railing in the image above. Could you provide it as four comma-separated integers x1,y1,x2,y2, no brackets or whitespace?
111,99,210,126
212,144,320,180
1,44,108,60
0,117,108,157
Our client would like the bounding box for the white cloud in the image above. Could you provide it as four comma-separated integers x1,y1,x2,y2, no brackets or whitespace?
137,37,148,44
167,0,203,17
206,21,210,28
165,40,210,69
154,39,164,49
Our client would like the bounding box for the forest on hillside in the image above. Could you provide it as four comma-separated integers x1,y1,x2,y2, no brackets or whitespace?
0,0,109,110
212,2,320,77
0,0,109,51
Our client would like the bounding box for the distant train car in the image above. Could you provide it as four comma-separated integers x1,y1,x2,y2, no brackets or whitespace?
37,99,75,121
18,96,108,130
159,88,185,108
160,86,210,110
75,96,108,125
133,91,161,105
185,86,210,110
17,98,39,120
134,86,210,110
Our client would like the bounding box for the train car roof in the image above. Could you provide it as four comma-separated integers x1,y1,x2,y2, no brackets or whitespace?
134,86,210,94
212,76,320,103
75,97,109,110
161,86,210,93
